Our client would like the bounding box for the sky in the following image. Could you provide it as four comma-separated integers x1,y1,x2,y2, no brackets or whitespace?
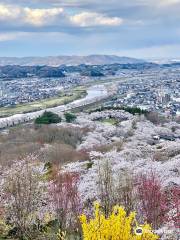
0,0,180,58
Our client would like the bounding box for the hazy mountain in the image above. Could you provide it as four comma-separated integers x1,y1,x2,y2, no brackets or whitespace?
0,55,145,66
148,58,180,64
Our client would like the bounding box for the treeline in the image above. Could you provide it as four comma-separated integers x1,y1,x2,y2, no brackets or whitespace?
88,105,148,115
0,62,158,79
0,65,65,79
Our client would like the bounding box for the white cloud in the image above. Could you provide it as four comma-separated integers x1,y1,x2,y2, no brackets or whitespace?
0,4,21,20
0,4,64,26
0,33,15,41
23,7,64,26
157,0,180,6
0,3,123,29
0,32,28,41
70,12,123,27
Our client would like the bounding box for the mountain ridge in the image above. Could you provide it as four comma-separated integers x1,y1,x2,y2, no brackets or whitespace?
0,55,145,66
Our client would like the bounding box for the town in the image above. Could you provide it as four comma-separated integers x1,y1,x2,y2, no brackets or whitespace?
113,67,180,116
0,75,84,107
0,64,180,116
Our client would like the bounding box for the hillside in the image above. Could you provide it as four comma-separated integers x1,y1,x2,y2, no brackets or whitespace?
0,109,179,239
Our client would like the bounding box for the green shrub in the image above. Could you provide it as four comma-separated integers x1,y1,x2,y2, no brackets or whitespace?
35,111,61,124
64,112,77,123
86,161,94,169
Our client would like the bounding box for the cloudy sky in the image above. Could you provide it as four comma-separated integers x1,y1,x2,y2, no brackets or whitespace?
0,0,180,58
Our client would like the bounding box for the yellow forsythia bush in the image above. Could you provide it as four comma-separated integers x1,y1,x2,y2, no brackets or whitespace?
80,202,159,240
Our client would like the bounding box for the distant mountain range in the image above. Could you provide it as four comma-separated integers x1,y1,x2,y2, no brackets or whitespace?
0,55,145,66
148,58,180,64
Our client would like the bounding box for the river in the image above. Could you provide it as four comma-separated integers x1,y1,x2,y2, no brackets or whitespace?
0,85,108,129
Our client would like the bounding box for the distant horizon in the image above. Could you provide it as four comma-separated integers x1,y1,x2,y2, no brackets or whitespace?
0,54,180,60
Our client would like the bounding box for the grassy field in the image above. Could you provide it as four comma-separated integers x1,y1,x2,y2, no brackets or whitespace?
100,118,118,125
0,87,87,118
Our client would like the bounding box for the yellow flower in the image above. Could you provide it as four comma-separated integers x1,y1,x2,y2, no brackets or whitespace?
80,203,159,240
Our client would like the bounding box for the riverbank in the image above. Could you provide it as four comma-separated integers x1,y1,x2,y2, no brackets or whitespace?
0,85,109,129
